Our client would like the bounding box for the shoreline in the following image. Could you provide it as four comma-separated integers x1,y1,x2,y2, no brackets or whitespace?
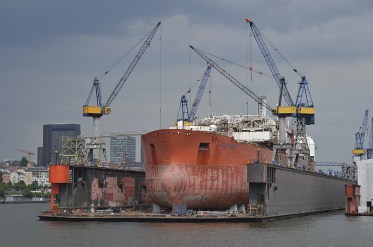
1,200,48,205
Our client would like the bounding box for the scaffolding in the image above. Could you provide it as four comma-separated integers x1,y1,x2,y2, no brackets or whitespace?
60,137,89,166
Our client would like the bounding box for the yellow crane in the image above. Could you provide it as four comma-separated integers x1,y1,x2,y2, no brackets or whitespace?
82,21,161,165
83,21,161,131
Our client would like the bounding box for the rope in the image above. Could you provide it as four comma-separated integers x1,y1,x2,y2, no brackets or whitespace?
96,28,155,80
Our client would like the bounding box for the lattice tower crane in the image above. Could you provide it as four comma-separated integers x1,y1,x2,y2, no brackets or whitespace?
366,118,373,159
177,65,212,123
82,21,161,165
245,18,315,168
352,110,369,160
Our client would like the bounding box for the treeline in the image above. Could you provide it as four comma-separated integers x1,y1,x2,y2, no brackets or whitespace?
0,181,51,198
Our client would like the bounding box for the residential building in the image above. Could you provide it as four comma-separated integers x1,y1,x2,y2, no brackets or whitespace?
2,173,10,183
30,167,50,186
24,172,33,185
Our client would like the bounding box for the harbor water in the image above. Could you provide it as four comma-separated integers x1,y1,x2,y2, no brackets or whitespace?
1,203,373,247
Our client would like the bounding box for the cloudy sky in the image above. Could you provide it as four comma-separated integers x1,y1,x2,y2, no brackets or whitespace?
1,0,373,163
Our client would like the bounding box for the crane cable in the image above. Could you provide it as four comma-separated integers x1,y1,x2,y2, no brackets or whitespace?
96,28,155,81
257,28,303,78
195,48,272,78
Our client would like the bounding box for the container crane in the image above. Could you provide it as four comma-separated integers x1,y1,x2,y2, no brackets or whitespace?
352,110,368,160
366,118,373,159
245,18,315,168
82,21,161,165
177,65,212,123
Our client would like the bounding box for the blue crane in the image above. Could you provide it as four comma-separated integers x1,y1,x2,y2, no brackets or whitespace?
84,21,161,118
366,118,373,159
245,18,315,124
245,18,294,107
190,45,273,112
190,65,212,121
295,76,315,125
177,95,190,122
83,21,161,136
246,18,315,168
177,65,212,122
352,110,369,157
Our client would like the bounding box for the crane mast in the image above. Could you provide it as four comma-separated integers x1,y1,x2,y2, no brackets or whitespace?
177,95,190,122
82,21,161,166
245,18,315,168
352,110,369,160
367,118,373,159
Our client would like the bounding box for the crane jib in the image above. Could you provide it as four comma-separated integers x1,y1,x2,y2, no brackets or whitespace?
189,45,272,112
104,21,161,108
247,20,294,106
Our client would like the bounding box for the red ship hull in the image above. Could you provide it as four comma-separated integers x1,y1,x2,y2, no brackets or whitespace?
142,129,275,209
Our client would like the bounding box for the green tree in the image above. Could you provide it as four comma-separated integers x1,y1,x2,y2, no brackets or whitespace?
23,188,33,198
0,183,5,197
29,181,39,191
14,181,26,191
20,156,28,167
0,170,3,183
43,191,51,199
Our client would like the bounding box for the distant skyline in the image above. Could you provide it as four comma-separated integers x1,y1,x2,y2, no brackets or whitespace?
1,0,373,163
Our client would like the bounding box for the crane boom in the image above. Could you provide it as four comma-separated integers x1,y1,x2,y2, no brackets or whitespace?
104,21,161,107
245,18,294,106
189,65,212,121
353,110,369,156
189,45,272,112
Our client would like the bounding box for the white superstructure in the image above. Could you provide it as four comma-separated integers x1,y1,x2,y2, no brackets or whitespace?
174,113,278,144
356,158,373,213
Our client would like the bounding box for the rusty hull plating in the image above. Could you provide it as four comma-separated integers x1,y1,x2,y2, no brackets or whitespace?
142,129,273,209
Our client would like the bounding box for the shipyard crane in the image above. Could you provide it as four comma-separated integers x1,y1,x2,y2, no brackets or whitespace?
245,18,315,167
366,118,373,159
177,95,190,122
245,18,294,109
190,45,272,112
177,65,212,123
83,21,161,132
352,110,369,159
82,21,161,164
245,18,315,120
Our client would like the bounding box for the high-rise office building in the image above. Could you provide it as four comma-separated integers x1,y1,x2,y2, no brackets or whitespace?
37,147,43,166
42,124,80,166
110,136,136,165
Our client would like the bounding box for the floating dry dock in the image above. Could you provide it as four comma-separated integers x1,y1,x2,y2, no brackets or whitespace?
42,163,348,222
38,209,343,223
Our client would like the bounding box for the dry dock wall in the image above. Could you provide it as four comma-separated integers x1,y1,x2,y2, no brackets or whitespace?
248,164,347,216
55,166,146,209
